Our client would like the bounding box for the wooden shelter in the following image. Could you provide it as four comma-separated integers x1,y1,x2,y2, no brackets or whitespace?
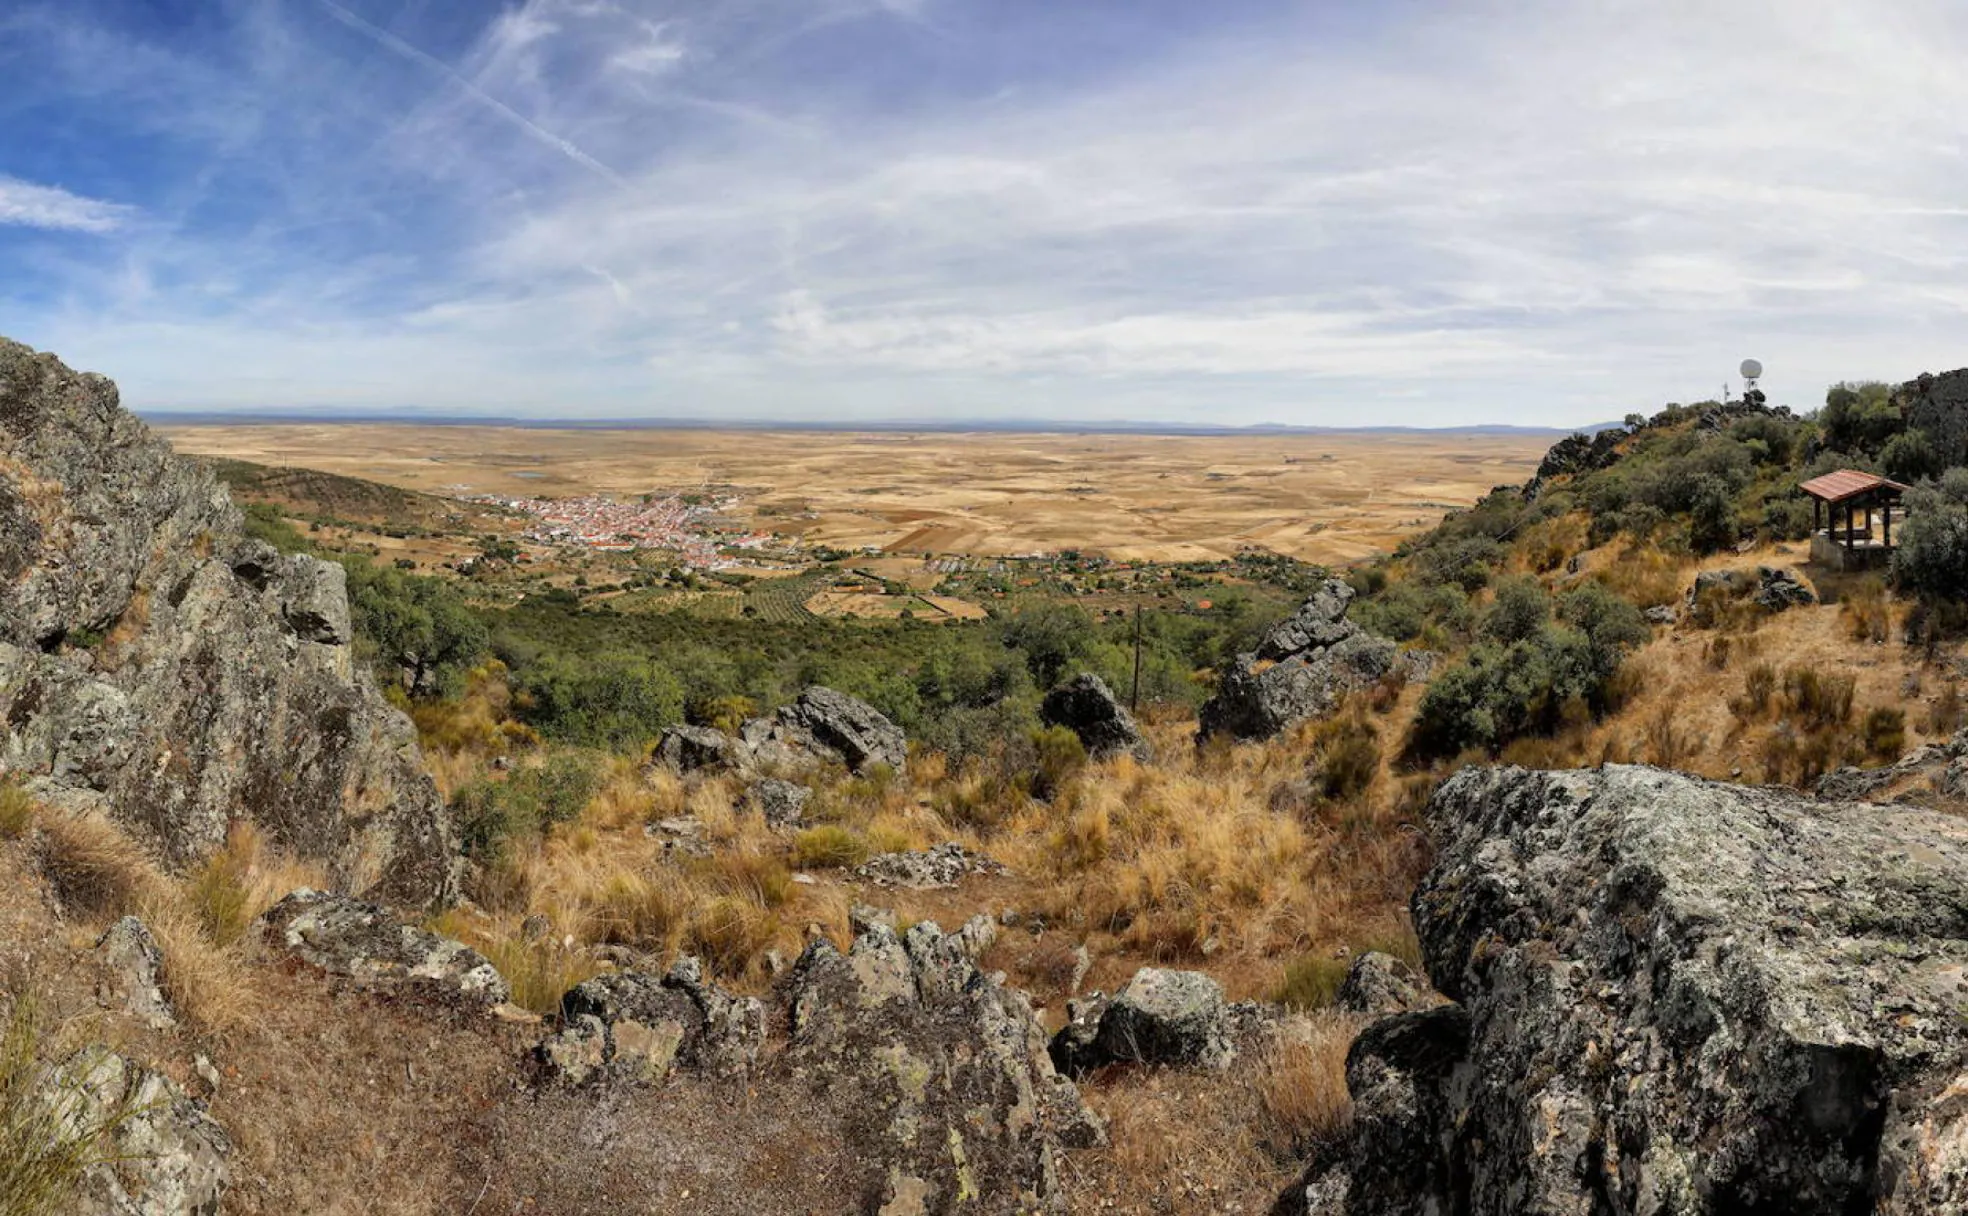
1801,470,1908,570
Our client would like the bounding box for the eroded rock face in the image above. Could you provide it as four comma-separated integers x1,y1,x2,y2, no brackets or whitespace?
0,338,457,905
1896,368,1968,468
1198,581,1401,741
58,1049,231,1216
259,889,509,1006
1333,951,1433,1018
785,916,1102,1213
652,723,745,775
1040,673,1151,761
1298,764,1968,1215
742,777,811,827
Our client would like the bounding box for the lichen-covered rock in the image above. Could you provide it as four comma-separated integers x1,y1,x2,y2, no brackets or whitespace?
1333,950,1433,1017
854,842,1005,889
741,685,907,775
539,955,764,1084
1302,764,1968,1215
652,723,745,774
0,338,457,904
1199,582,1399,741
96,915,174,1029
259,889,509,1005
785,916,1101,1213
742,777,811,827
56,1048,231,1215
1090,968,1234,1071
1896,368,1968,468
1040,673,1151,761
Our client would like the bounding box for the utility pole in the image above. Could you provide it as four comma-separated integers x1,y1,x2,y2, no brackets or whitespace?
1130,603,1143,712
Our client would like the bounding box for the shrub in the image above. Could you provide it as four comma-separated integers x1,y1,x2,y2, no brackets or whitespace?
1863,707,1906,762
790,826,870,870
1029,725,1086,802
1735,663,1777,720
1274,954,1350,1011
0,784,32,840
1313,715,1380,802
1481,576,1549,646
1783,667,1854,729
1927,684,1963,737
453,751,602,861
1688,477,1739,553
1842,577,1890,644
1894,470,1968,604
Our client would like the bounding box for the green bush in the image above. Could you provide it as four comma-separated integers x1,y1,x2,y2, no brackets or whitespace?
1895,470,1968,604
452,751,602,860
1029,725,1087,801
1274,954,1351,1011
1481,576,1549,646
1863,706,1906,761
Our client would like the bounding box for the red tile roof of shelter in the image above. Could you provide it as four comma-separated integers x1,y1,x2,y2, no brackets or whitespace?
1799,470,1910,504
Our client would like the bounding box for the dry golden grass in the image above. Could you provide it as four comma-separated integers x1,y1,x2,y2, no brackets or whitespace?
34,812,264,1031
0,785,32,841
163,424,1549,565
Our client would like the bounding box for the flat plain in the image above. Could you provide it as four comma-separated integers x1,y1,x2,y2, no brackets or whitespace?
159,424,1553,564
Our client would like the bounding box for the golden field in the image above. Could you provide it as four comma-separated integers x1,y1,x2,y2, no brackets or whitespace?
158,424,1553,565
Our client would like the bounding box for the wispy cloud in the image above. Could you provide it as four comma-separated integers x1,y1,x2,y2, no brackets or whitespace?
314,0,628,187
5,0,1968,423
0,176,133,233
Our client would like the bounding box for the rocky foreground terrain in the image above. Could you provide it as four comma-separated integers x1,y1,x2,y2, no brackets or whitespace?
6,335,1968,1214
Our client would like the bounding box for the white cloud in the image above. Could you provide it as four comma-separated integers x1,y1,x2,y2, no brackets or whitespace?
0,177,133,234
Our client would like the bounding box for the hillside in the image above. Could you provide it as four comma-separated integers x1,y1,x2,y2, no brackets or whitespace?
6,337,1968,1214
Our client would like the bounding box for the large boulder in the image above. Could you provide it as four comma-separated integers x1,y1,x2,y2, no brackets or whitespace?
259,889,510,1006
1333,950,1434,1017
853,841,1005,889
740,685,907,775
1295,764,1968,1215
0,338,457,904
785,916,1102,1212
1049,967,1234,1076
1040,673,1151,761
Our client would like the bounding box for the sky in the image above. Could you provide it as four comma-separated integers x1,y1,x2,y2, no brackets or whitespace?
3,0,1968,427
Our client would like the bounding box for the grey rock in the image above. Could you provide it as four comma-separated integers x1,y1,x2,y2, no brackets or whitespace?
853,841,1005,889
1309,764,1968,1215
259,889,510,1006
1040,673,1151,761
785,916,1102,1211
742,777,811,827
1199,632,1398,742
741,685,908,775
0,338,457,905
1052,967,1233,1075
1643,604,1677,625
1753,564,1816,611
651,723,745,774
96,915,174,1029
1255,579,1360,660
1047,991,1111,1077
1896,368,1968,468
57,1048,231,1215
539,955,763,1084
1333,950,1432,1017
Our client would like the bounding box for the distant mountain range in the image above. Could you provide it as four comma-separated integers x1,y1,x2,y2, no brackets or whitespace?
140,407,1616,438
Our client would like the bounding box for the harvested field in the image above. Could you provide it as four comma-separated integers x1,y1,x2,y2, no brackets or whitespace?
159,425,1552,565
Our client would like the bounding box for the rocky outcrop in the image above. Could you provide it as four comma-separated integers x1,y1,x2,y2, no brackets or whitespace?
1895,368,1968,468
742,685,908,775
785,916,1102,1212
652,723,745,774
1685,564,1816,614
1048,968,1233,1076
259,889,509,1006
58,1048,231,1215
742,777,811,827
0,338,456,905
853,842,1005,889
1041,673,1151,761
1199,580,1403,742
537,956,764,1085
1294,764,1968,1214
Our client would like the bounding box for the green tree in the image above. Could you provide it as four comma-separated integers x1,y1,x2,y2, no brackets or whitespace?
1894,469,1968,603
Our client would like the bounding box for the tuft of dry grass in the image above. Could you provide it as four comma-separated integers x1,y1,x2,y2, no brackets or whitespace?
0,785,34,841
1250,1015,1359,1163
35,813,261,1031
0,991,138,1216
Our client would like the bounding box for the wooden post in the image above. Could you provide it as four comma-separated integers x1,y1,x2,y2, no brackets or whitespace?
1846,501,1855,549
1884,501,1892,549
1814,497,1821,536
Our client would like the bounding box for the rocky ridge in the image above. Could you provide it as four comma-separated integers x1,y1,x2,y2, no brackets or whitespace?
1289,764,1968,1215
0,338,456,904
1198,579,1413,741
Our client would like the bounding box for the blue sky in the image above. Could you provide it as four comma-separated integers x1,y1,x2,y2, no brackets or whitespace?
4,0,1968,425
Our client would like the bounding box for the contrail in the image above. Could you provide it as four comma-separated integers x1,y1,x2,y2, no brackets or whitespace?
316,0,628,188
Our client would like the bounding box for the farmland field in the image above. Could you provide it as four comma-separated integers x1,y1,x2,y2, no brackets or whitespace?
161,425,1554,565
